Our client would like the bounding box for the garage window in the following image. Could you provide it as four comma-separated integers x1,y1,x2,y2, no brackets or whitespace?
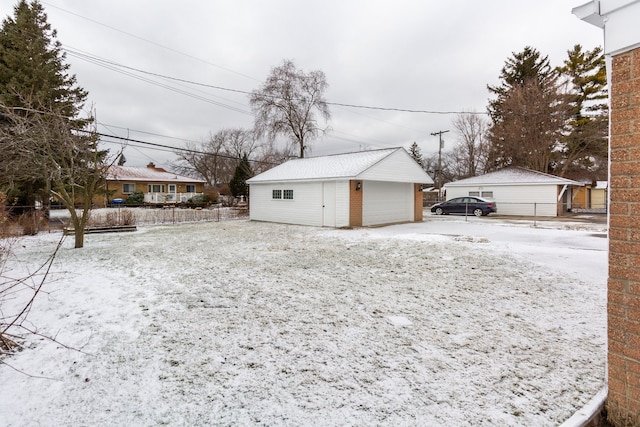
481,191,494,198
469,191,480,197
283,190,294,200
272,189,282,199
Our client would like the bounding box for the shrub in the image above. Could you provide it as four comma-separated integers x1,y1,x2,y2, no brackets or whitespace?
125,191,144,206
186,194,212,209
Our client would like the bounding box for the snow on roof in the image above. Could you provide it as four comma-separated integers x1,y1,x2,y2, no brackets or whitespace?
445,167,583,187
595,181,608,189
247,148,406,183
107,165,205,183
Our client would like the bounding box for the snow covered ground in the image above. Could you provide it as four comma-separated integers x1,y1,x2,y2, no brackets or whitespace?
0,214,608,426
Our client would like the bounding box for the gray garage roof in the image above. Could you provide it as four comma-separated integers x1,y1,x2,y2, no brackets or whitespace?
247,147,432,184
445,167,582,187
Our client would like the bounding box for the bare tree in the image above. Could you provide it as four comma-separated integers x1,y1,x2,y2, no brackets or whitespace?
0,103,113,248
174,128,258,187
450,112,490,178
1,232,63,356
249,59,330,158
222,128,257,160
250,140,294,176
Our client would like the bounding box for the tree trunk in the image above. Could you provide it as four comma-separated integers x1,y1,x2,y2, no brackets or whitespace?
73,226,84,249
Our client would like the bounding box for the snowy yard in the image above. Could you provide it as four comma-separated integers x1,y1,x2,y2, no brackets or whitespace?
0,215,607,426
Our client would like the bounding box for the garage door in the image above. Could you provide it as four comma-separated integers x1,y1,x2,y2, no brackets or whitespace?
362,181,413,226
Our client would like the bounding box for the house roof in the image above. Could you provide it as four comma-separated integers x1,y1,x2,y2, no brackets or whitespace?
107,165,205,183
247,147,432,184
444,167,583,187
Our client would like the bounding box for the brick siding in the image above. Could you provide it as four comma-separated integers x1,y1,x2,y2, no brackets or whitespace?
349,180,363,227
414,184,423,221
608,46,640,425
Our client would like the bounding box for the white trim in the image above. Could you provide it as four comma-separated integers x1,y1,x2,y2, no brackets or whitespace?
558,387,607,427
558,184,568,202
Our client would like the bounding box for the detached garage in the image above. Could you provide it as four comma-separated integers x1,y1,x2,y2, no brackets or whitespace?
444,167,583,217
247,148,433,227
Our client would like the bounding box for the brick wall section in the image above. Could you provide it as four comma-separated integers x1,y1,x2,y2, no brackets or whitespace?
608,47,640,425
349,180,363,227
414,184,423,221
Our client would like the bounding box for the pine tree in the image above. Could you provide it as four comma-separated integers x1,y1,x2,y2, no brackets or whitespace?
229,154,252,197
0,0,90,210
556,45,608,179
0,1,107,248
408,142,424,169
0,0,86,116
486,46,570,173
487,46,555,122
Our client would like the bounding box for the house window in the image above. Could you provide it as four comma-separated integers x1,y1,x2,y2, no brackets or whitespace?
272,189,282,199
148,184,165,193
469,191,480,197
186,184,196,193
283,190,294,200
481,191,494,198
122,183,135,194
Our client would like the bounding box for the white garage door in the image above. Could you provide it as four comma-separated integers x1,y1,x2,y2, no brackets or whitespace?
362,181,413,226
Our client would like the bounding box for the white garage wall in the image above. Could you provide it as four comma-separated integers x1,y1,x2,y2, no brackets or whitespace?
249,182,323,226
335,181,350,227
446,184,559,216
363,181,413,226
250,180,352,227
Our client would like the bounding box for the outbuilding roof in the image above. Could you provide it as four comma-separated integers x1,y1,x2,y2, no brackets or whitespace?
247,147,432,184
444,167,583,187
107,163,205,183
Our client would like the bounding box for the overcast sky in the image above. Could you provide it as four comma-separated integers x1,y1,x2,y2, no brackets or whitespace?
1,0,604,167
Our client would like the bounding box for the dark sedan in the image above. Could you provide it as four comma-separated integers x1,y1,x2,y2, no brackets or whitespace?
430,196,497,217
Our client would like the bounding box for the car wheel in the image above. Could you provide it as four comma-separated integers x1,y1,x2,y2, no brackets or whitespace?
435,207,444,215
473,208,484,217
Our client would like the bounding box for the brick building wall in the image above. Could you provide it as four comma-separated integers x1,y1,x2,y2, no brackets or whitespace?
349,180,363,227
607,46,640,426
414,184,423,221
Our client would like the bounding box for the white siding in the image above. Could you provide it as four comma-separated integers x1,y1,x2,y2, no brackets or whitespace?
249,182,323,226
250,180,351,227
335,181,350,227
359,149,430,183
362,181,413,225
446,184,559,216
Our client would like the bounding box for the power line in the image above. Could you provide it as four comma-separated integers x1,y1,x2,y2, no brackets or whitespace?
96,132,278,165
66,49,254,116
64,47,486,116
41,1,260,82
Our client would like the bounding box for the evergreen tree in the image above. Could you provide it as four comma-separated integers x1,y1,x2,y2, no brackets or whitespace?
0,0,89,208
229,154,252,197
486,46,570,173
556,45,608,179
408,142,424,168
487,46,555,123
0,1,108,248
0,0,86,117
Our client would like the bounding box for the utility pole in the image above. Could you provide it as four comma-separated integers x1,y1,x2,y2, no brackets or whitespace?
431,130,449,200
